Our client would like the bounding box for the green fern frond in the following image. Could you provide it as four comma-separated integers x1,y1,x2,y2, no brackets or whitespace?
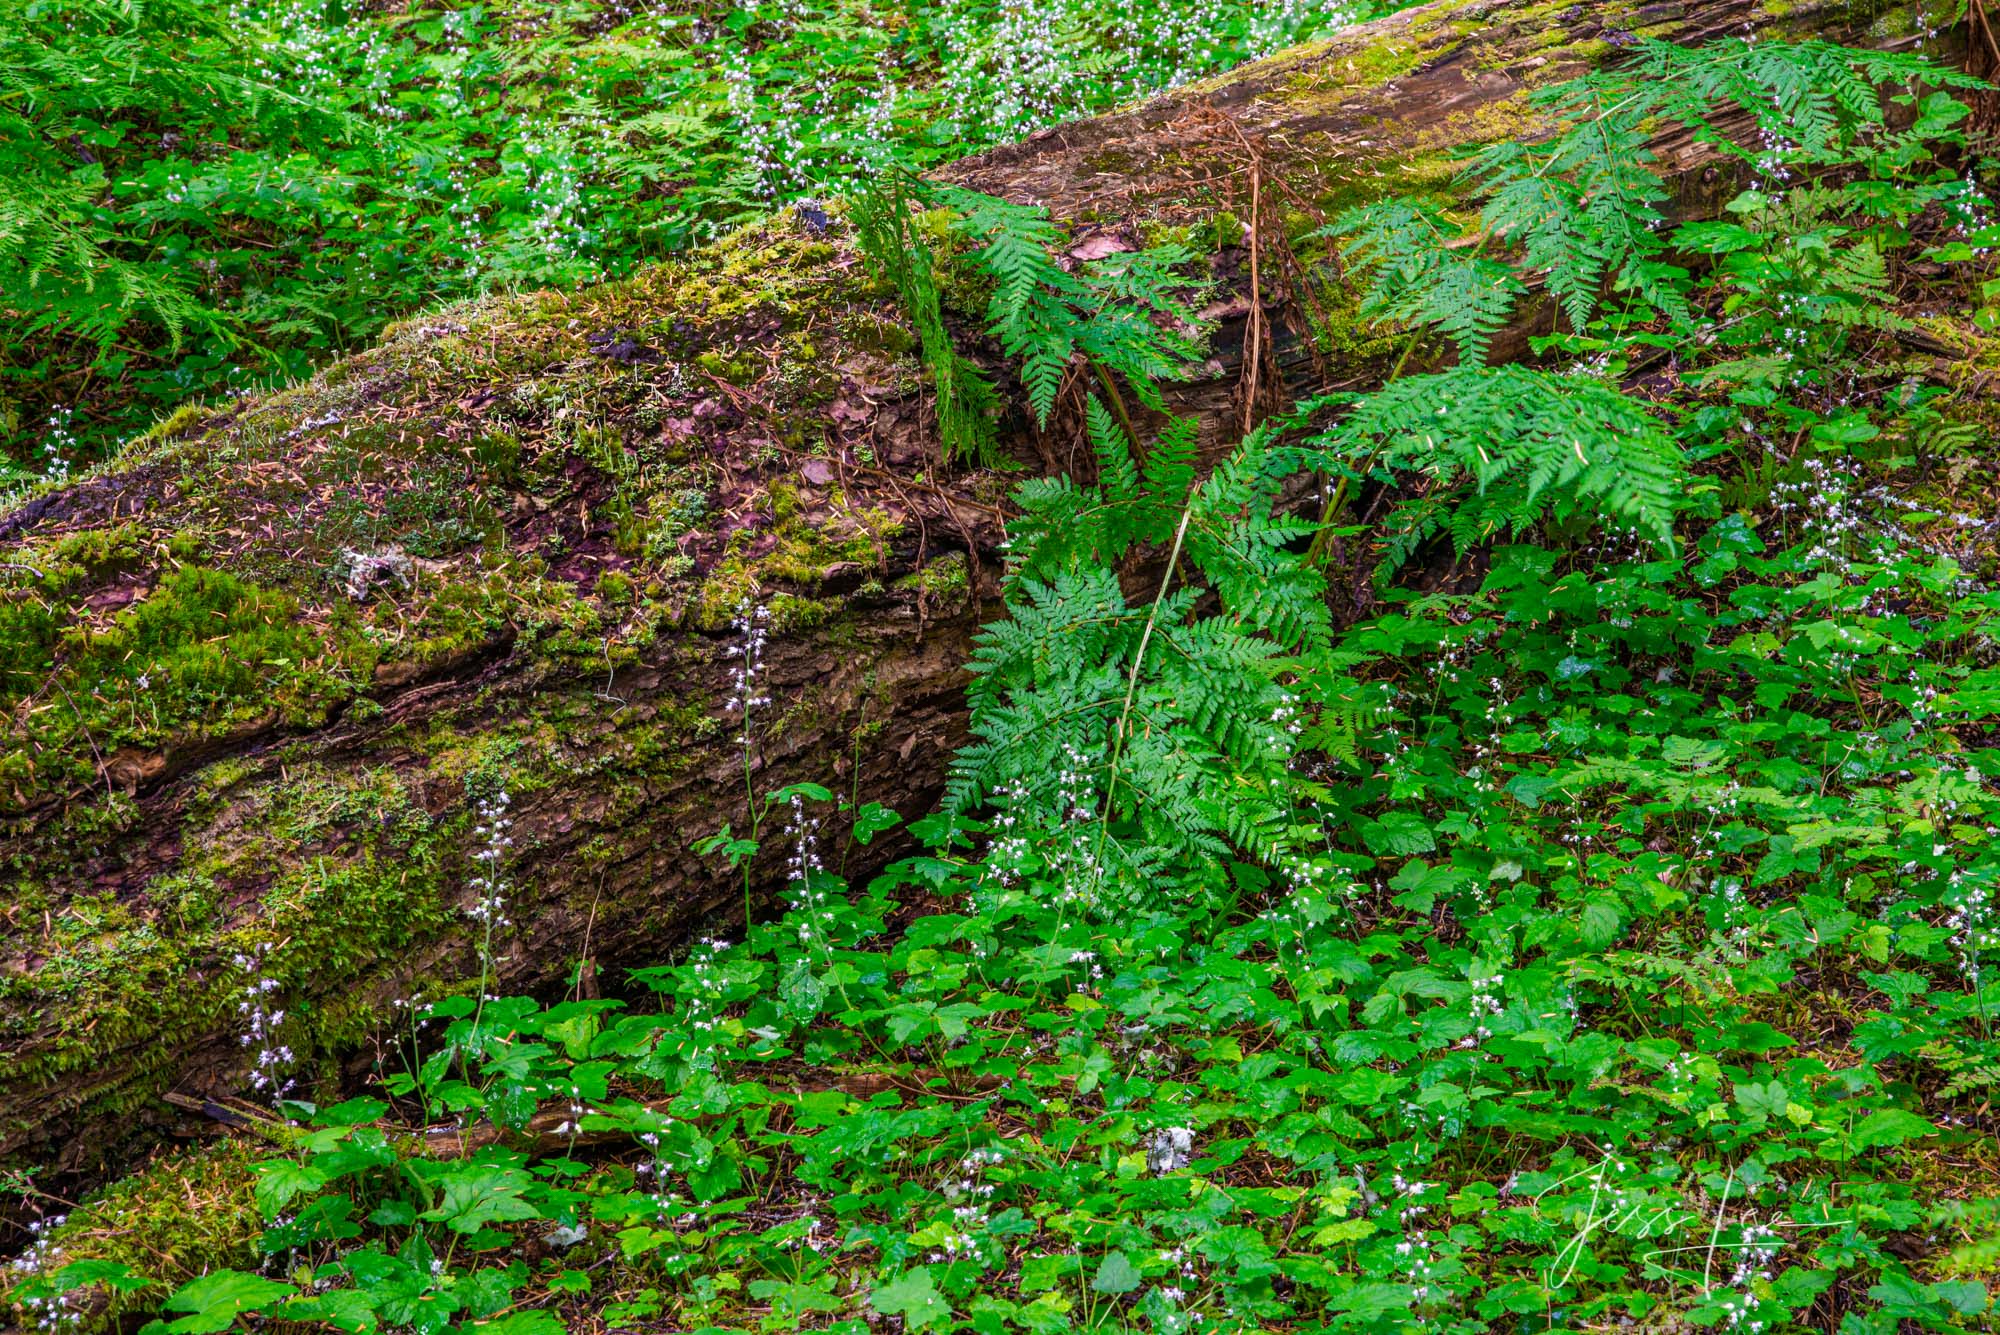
849,174,1001,465
1322,200,1523,363
951,406,1366,896
933,182,1207,426
1313,365,1684,548
1328,39,1986,358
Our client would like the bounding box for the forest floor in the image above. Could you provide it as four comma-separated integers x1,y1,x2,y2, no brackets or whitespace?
6,1,2000,1334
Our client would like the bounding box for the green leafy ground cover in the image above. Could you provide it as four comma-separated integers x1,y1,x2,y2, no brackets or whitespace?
0,0,1402,472
9,24,2000,1335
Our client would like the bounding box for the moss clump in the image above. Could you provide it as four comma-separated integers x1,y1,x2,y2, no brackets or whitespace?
308,427,502,561
0,564,370,804
841,310,920,357
765,591,838,633
2,1139,262,1334
90,568,331,715
1313,37,1428,88
1311,150,1461,219
0,526,145,690
596,569,635,604
1304,285,1410,365
897,550,972,613
1864,3,1923,37
695,350,757,384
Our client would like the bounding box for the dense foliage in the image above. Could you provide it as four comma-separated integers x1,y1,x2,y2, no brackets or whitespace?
9,18,2000,1335
0,0,1389,473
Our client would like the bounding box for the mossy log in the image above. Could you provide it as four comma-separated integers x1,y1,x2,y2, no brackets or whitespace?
0,0,1935,1187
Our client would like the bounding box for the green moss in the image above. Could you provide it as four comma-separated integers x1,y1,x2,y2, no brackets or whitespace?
2,1139,263,1333
1342,37,1427,84
1864,2,1921,36
1308,283,1408,365
681,484,901,629
0,762,454,1125
842,311,920,357
364,568,517,670
1209,210,1245,252
120,400,216,456
1,521,146,597
1312,150,1461,219
766,591,837,633
0,564,370,803
695,350,756,384
596,569,635,604
91,568,324,710
897,551,971,613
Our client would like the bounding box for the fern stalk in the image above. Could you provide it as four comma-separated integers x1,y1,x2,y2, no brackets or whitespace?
1096,499,1195,867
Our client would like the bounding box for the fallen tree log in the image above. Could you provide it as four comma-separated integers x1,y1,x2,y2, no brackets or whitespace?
0,0,1942,1192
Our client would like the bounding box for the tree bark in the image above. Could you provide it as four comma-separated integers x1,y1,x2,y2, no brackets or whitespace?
0,0,1939,1194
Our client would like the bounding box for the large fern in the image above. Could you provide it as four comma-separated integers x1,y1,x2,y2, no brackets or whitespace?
1304,365,1684,549
942,35,1984,902
1322,200,1521,366
948,401,1370,899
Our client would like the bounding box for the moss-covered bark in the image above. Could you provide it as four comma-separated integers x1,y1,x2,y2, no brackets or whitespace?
0,220,1003,1182
0,0,1917,1194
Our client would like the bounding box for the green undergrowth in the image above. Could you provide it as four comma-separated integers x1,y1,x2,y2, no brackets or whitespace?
20,500,2000,1332
13,26,2000,1335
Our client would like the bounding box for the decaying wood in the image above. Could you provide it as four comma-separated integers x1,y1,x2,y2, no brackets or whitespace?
0,0,1946,1207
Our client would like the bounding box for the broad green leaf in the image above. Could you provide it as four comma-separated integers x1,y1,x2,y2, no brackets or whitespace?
1091,1251,1141,1295
872,1268,949,1331
154,1271,297,1334
1850,1108,1937,1150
